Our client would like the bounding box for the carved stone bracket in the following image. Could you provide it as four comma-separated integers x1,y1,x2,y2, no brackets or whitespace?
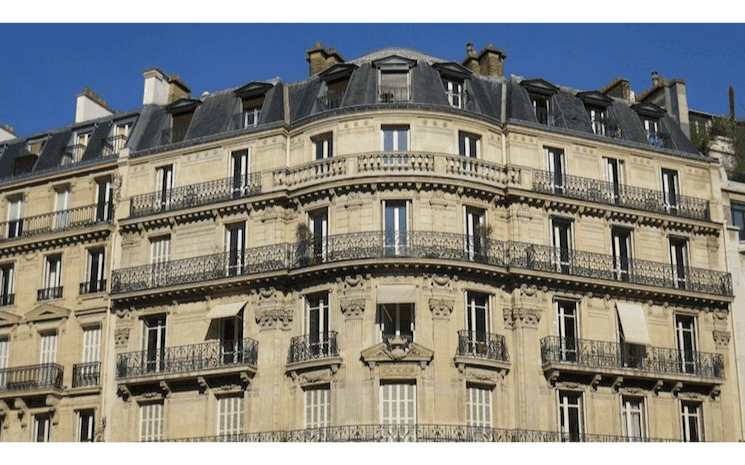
429,298,454,320
114,328,130,349
341,299,365,320
713,330,731,349
503,307,542,329
255,308,293,330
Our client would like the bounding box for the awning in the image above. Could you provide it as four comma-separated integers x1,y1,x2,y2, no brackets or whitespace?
616,302,652,345
377,285,417,304
205,302,247,320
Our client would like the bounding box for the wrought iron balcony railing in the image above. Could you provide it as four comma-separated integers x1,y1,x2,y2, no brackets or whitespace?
456,331,509,362
316,91,344,112
540,336,724,379
591,118,623,138
116,337,259,380
645,129,670,148
37,286,63,301
72,361,101,387
287,332,339,364
0,293,14,307
507,242,732,296
80,279,107,295
164,424,678,443
0,203,111,243
378,85,410,103
0,363,64,393
101,135,127,157
129,174,262,218
61,144,86,165
533,170,710,220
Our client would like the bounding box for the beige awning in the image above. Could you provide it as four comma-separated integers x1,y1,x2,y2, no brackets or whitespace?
616,302,652,345
205,302,246,320
377,285,417,304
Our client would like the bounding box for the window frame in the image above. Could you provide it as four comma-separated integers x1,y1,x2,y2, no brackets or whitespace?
95,177,113,222
458,131,480,159
730,201,745,241
77,409,95,442
84,247,106,294
0,263,14,306
620,396,647,441
556,299,578,362
217,395,244,438
381,125,410,152
669,236,688,290
42,254,63,300
39,331,58,364
33,412,52,442
675,313,698,374
557,390,584,442
225,222,246,276
380,381,416,425
305,385,331,429
378,303,415,342
313,133,333,160
443,79,464,109
378,69,410,103
466,384,493,428
139,402,164,442
383,199,410,255
680,400,703,442
7,196,24,239
551,217,573,273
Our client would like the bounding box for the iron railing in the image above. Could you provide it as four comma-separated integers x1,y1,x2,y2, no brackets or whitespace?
72,361,101,387
533,170,710,220
540,336,724,378
161,127,188,145
507,242,732,296
592,118,623,138
61,144,86,165
456,331,509,362
80,279,107,294
0,363,64,392
0,203,110,242
316,92,344,111
37,286,63,301
0,293,13,307
287,332,339,364
116,337,258,379
129,174,262,218
645,129,670,148
378,85,410,103
164,424,677,443
101,135,128,157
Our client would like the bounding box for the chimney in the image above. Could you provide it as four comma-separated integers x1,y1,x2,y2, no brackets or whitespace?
667,78,690,138
143,67,170,105
167,74,191,103
462,43,507,77
0,124,16,143
306,41,344,76
601,77,633,101
75,87,114,124
462,42,480,74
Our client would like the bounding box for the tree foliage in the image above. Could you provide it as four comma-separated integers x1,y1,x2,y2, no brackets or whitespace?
691,116,745,173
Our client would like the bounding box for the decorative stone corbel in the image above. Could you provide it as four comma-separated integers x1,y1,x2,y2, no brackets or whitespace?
713,330,731,349
590,374,602,391
117,384,131,401
114,328,130,349
710,386,721,400
672,382,683,397
159,381,172,398
653,380,664,396
197,376,209,395
612,376,623,392
428,298,454,320
341,300,365,320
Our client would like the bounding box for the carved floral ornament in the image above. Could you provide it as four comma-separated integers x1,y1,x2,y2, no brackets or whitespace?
341,300,365,319
429,298,454,319
713,330,730,348
255,308,293,330
503,307,542,329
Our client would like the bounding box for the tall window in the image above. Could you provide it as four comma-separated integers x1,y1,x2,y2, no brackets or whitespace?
587,106,606,135
444,80,464,108
611,227,632,282
604,158,624,204
621,397,645,441
680,401,703,442
381,126,409,152
309,209,328,262
140,402,164,442
558,391,583,442
40,332,58,364
459,132,479,159
675,314,697,374
465,207,485,261
7,197,23,239
217,396,244,438
156,165,174,210
643,117,664,147
53,186,71,230
546,147,565,194
143,315,166,373
0,264,13,306
556,300,578,362
96,178,113,222
384,200,408,255
305,386,331,428
551,218,573,273
113,121,132,152
379,70,409,103
669,237,688,290
230,149,251,198
77,409,95,442
530,94,551,125
379,303,414,342
466,385,492,427
314,134,333,160
171,111,193,143
661,169,679,214
218,311,243,365
465,292,490,355
151,236,171,286
0,337,8,388
731,202,745,241
83,327,101,365
33,413,52,442
41,255,63,300
241,97,263,128
83,248,106,293
307,293,330,356
225,223,246,277
380,382,416,425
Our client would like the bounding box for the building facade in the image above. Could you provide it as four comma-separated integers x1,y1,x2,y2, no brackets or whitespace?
0,43,740,442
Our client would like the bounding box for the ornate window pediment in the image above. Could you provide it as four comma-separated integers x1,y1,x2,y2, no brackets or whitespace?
0,309,21,327
520,78,559,97
576,90,612,109
432,62,472,81
360,338,434,369
630,102,666,119
25,303,71,323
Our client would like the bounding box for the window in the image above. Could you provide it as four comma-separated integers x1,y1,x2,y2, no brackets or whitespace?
217,396,244,438
380,382,416,425
551,218,573,273
218,309,243,365
379,70,409,103
63,131,91,165
0,264,14,306
33,413,52,442
556,300,578,362
604,158,624,204
466,385,492,427
530,94,551,125
444,79,464,108
381,126,409,152
675,314,697,374
53,186,71,230
643,117,664,147
621,397,646,441
731,202,745,241
7,196,23,239
40,255,63,301
225,223,246,277
230,149,251,198
465,207,486,261
171,111,193,143
459,132,479,159
77,409,95,442
96,177,113,222
143,315,166,373
669,237,688,290
139,402,164,442
465,292,490,355
305,386,331,428
111,121,132,153
241,96,263,128
379,303,414,342
680,401,703,442
40,332,58,364
611,227,632,282
306,293,330,356
309,209,328,262
384,200,408,255
83,327,101,365
586,106,606,135
156,165,174,210
314,134,333,160
546,147,565,194
151,236,170,286
0,337,8,388
83,248,106,294
558,391,583,442
661,169,679,214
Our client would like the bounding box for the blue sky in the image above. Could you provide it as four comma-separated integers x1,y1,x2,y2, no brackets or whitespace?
1,23,744,138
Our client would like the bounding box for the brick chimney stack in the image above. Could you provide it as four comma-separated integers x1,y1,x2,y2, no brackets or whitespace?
306,41,345,76
143,68,191,105
461,43,507,77
75,87,114,123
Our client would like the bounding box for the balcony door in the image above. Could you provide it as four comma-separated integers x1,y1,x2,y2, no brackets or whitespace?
552,218,572,273
466,292,489,355
231,149,251,198
40,333,58,365
143,316,166,373
675,315,697,374
0,338,8,388
219,314,243,364
465,207,485,261
556,300,577,362
384,201,408,255
669,238,688,290
310,210,328,263
226,224,246,277
156,165,173,211
307,294,329,357
86,248,105,293
546,148,565,194
53,186,71,230
558,391,583,442
604,158,624,205
611,228,632,282
661,169,679,214
7,197,23,239
96,178,113,222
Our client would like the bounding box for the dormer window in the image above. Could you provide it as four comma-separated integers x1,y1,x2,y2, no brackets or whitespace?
26,138,46,157
520,79,559,126
632,102,668,148
531,95,550,125
576,91,619,138
234,82,273,130
317,64,356,112
587,106,606,135
643,117,663,147
171,111,193,143
444,80,463,108
62,130,92,166
103,119,135,156
241,96,263,128
433,62,471,110
374,56,416,104
164,98,200,145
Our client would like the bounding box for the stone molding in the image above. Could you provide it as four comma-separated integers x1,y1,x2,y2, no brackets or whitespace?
429,298,454,320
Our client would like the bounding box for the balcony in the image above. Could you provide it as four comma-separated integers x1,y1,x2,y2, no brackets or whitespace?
533,170,710,220
61,144,86,165
161,127,188,145
72,361,101,388
591,118,623,138
0,293,14,307
540,336,724,385
316,91,344,112
0,204,111,243
165,425,678,442
287,332,339,364
507,242,732,296
80,279,107,295
37,286,63,301
456,331,509,362
116,337,258,381
645,129,670,148
101,135,127,157
0,363,64,394
129,174,262,218
378,85,410,103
